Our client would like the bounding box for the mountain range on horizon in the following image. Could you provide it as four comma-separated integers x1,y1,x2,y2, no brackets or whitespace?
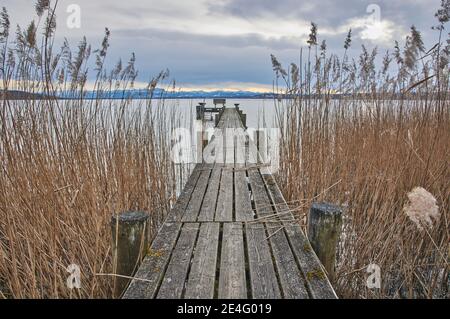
56,88,275,100
3,88,429,101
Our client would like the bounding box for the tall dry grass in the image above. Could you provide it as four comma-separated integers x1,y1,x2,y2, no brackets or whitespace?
270,3,449,298
0,3,181,298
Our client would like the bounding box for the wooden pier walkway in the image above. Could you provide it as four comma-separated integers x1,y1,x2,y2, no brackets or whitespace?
123,107,337,299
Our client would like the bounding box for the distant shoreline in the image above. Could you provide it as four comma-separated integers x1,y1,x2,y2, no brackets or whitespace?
2,89,448,101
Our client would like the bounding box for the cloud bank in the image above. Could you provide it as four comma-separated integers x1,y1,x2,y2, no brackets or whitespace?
3,0,443,90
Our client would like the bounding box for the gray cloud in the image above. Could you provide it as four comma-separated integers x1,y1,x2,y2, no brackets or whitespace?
115,27,301,50
108,35,276,85
2,0,446,89
208,0,439,29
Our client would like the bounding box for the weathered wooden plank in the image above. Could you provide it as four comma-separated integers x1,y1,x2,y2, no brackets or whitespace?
209,129,224,164
217,109,229,129
247,168,272,218
216,108,246,165
219,128,226,165
157,223,200,299
248,168,309,299
234,168,254,222
263,174,337,299
245,222,281,299
124,166,202,299
234,129,247,165
267,225,309,299
218,223,247,299
246,135,260,168
197,166,222,222
217,109,244,129
181,164,212,222
185,223,220,299
125,107,337,300
123,221,182,299
167,165,202,222
225,128,235,165
215,167,234,222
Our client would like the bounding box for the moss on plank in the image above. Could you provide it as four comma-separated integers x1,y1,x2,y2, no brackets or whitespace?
306,268,326,281
147,248,165,258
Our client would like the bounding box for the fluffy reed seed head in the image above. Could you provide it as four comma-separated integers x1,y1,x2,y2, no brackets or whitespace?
403,187,440,230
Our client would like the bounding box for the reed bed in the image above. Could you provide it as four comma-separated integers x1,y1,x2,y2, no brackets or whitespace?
0,0,448,299
0,3,182,298
270,2,449,298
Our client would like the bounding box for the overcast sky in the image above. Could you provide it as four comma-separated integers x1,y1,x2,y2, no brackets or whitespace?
3,0,445,91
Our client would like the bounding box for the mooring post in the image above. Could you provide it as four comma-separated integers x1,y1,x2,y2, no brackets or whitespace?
111,211,150,298
196,103,207,163
215,114,220,126
255,129,266,163
202,130,209,150
241,113,247,128
234,104,246,127
196,121,203,163
307,202,342,282
196,104,202,120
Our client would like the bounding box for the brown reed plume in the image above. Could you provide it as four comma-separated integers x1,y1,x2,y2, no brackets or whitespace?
0,2,183,298
270,1,449,298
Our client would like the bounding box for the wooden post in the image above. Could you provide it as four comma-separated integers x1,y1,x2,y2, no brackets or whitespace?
203,131,209,150
111,211,149,298
196,104,202,120
195,119,204,163
307,202,342,282
202,119,208,152
241,113,247,128
256,129,266,163
215,114,220,126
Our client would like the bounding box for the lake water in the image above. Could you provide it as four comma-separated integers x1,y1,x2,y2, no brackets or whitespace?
161,98,279,130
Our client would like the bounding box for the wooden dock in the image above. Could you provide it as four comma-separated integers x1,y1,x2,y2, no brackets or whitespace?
122,107,337,299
